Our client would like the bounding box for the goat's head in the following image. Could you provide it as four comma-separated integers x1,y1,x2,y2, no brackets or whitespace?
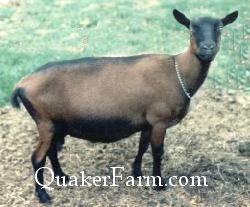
173,9,238,63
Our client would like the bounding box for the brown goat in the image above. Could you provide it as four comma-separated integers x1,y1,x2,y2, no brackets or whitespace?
11,9,238,203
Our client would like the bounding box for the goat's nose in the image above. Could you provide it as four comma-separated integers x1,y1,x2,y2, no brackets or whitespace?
202,42,216,50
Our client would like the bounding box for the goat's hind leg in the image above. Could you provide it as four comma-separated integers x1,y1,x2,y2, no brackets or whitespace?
31,121,54,204
47,133,69,184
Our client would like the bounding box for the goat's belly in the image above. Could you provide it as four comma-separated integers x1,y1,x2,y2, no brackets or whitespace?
66,117,146,143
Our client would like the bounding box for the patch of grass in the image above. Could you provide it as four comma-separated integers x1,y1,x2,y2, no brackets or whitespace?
0,0,249,105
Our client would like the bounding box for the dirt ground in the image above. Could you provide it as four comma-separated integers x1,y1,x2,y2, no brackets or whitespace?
0,89,249,207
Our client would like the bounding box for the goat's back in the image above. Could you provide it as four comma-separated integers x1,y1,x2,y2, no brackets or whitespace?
16,54,183,124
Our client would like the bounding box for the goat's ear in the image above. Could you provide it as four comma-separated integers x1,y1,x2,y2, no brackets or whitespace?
173,9,190,29
221,11,238,26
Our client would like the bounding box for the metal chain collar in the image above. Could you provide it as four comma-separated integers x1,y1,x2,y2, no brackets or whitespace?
174,57,191,99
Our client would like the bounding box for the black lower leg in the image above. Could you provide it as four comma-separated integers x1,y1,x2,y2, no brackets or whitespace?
31,152,52,203
132,128,151,177
152,143,164,176
151,143,165,190
47,143,69,183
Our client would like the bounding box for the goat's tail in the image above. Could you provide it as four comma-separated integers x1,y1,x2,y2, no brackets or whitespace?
10,87,25,108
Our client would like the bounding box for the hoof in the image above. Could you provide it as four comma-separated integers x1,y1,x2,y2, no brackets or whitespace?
132,168,143,178
132,162,143,178
36,188,52,204
153,177,166,191
154,184,166,191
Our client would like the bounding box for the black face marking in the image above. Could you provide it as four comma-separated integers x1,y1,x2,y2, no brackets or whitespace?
61,117,147,143
190,17,223,62
173,9,238,63
34,55,149,73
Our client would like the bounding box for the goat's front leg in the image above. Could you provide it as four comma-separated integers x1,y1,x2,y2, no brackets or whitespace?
150,122,167,191
132,126,152,177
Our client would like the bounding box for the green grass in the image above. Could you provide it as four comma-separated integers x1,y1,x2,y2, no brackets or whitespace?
0,0,249,105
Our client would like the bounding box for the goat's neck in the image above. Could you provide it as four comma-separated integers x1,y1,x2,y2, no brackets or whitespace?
175,48,211,97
